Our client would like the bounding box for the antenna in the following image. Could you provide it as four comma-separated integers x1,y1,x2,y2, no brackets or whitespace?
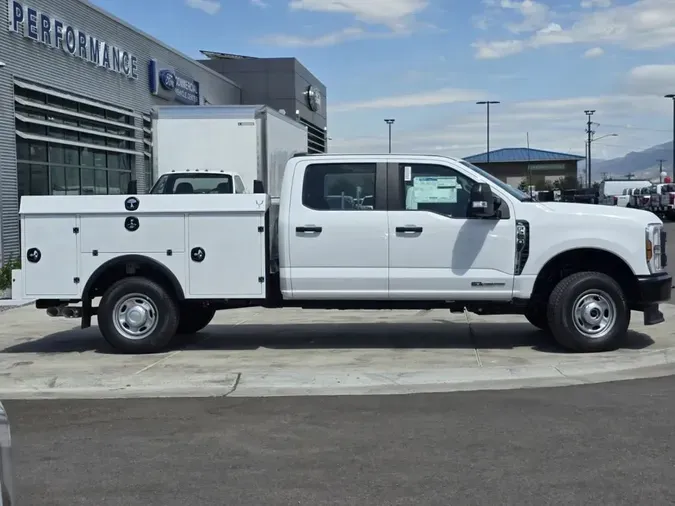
526,132,532,191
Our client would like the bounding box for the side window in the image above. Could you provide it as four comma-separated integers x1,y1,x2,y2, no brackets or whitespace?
302,163,376,211
400,163,474,218
234,176,245,194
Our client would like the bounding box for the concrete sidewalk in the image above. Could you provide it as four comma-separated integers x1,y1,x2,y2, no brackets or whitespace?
0,304,673,398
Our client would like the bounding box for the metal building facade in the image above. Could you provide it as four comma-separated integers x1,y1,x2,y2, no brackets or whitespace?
0,0,327,264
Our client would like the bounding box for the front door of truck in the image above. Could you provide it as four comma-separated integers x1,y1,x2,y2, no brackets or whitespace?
284,159,389,299
387,160,516,300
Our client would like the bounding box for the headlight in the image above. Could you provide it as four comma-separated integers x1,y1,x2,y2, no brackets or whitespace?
645,223,666,273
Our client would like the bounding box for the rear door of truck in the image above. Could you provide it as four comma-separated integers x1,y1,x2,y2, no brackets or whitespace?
282,157,388,299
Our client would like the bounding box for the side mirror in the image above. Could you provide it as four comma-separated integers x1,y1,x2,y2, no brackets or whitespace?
253,180,265,193
470,183,495,217
126,180,137,194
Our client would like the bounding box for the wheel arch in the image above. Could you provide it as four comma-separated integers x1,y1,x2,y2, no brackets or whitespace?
81,255,185,328
531,247,638,303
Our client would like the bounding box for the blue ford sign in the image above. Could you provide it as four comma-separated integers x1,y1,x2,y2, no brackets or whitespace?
8,1,138,79
149,59,200,105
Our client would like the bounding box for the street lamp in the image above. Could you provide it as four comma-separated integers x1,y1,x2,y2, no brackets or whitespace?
586,131,616,185
665,94,675,179
476,101,499,162
384,118,395,153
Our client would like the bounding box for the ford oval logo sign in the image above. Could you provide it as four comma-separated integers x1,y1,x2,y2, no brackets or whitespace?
159,69,176,90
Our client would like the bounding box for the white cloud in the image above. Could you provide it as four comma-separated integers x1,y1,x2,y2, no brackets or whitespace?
332,88,486,112
251,0,268,6
260,0,429,46
289,0,428,30
474,0,675,59
185,0,220,15
583,46,604,57
500,0,552,33
581,0,612,7
626,64,675,94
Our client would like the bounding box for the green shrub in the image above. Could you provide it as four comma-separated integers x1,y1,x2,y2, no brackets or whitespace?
0,258,20,292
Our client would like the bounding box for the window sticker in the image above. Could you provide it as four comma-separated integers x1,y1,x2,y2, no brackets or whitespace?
411,176,457,203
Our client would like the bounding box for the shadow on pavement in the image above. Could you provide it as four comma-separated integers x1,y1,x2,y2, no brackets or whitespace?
0,320,656,355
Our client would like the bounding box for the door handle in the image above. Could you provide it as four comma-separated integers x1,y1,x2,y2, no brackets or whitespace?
296,226,322,233
396,226,423,233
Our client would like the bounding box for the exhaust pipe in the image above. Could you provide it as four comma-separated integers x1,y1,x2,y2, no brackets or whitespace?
46,306,63,317
62,307,82,318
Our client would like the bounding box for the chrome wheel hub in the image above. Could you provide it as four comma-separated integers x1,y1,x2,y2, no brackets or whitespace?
572,290,616,339
112,294,158,341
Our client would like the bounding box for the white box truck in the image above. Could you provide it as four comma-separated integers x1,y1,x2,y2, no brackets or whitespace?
11,154,671,354
148,105,307,196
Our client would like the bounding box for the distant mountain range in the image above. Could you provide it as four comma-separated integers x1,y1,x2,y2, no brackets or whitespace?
590,141,674,181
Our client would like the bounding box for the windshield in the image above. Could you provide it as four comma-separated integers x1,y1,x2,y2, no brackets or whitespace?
150,173,234,194
459,160,532,202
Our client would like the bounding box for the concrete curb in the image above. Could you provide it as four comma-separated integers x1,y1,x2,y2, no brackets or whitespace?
0,358,673,399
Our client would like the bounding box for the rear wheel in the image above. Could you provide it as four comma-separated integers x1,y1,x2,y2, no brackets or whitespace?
177,303,216,334
547,271,629,352
98,277,179,354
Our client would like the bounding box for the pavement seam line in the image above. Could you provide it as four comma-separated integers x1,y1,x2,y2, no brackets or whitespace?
221,372,242,397
553,365,588,384
464,308,483,367
134,350,182,375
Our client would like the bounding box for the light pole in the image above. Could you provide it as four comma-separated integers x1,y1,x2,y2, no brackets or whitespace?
584,110,595,186
384,119,395,153
586,131,617,185
476,101,499,162
665,95,675,179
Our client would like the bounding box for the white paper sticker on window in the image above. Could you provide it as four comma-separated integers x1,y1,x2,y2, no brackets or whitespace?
411,176,457,203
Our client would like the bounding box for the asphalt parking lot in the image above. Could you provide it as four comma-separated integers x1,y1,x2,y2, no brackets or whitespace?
6,375,675,506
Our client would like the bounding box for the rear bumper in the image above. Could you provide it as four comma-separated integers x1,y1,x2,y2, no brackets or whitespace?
633,273,672,326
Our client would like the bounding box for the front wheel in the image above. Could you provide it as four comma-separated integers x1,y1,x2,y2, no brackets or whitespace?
98,277,179,354
547,271,629,352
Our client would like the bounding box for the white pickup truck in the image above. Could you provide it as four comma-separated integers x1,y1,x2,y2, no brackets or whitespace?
11,154,671,354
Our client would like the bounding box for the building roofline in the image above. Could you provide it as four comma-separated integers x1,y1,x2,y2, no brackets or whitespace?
465,147,585,162
74,0,240,89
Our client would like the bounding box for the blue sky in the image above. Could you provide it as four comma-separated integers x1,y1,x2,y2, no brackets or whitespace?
89,0,675,162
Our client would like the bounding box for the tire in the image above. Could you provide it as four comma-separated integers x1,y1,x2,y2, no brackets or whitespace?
98,276,179,354
176,303,216,334
547,271,629,352
524,303,549,332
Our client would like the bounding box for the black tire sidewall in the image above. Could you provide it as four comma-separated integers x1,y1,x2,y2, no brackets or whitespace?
177,304,216,334
98,277,179,353
525,304,549,331
548,272,629,352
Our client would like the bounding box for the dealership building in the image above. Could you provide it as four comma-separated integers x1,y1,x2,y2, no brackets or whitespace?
0,0,327,261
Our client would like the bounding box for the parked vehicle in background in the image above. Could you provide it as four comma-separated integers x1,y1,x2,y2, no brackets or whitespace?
149,170,246,195
648,184,675,219
616,188,632,207
0,402,14,505
638,186,652,209
600,180,651,206
152,105,308,192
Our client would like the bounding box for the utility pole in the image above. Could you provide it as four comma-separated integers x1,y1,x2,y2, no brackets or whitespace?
601,172,608,181
476,101,500,162
585,110,595,187
665,95,675,179
658,158,666,181
384,119,395,153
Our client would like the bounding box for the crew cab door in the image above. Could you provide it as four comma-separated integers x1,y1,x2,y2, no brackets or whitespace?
387,160,516,300
283,159,388,299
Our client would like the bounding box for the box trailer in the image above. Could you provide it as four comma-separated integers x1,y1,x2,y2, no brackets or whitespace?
151,105,308,196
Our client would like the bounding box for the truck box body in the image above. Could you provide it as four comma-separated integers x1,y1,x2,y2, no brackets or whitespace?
16,194,269,301
152,105,308,197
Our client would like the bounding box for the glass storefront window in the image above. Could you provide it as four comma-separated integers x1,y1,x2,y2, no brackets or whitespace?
108,171,121,194
64,146,78,166
81,148,93,167
65,167,80,195
120,171,131,193
81,168,94,195
93,151,106,168
107,152,120,169
48,144,64,164
29,142,47,162
17,163,29,197
30,165,49,195
50,166,65,195
94,169,107,194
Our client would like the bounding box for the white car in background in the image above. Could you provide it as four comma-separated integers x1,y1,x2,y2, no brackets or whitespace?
600,179,651,206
